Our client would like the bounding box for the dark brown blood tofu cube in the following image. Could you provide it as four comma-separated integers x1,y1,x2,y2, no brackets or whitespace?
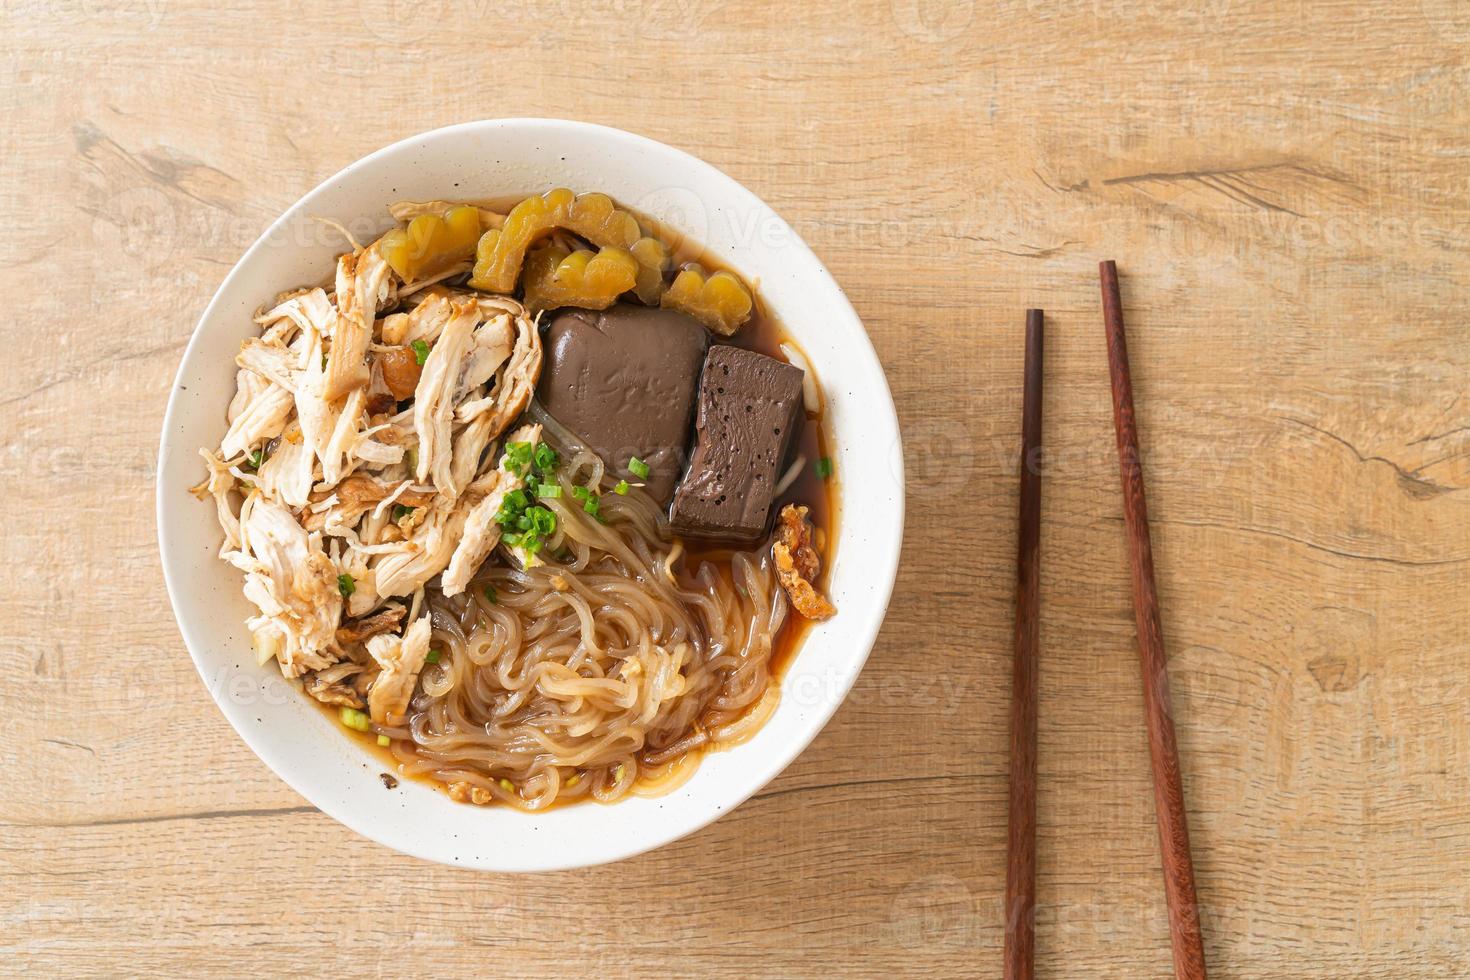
537,304,709,504
670,345,805,541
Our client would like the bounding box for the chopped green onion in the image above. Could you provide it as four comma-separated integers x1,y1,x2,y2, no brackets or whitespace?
246,448,265,471
504,441,533,474
339,706,371,732
491,442,565,548
815,456,833,479
391,504,416,520
571,485,601,518
483,585,498,604
376,734,391,747
336,573,355,598
628,456,650,479
424,649,441,664
528,506,557,535
411,339,430,365
613,480,629,495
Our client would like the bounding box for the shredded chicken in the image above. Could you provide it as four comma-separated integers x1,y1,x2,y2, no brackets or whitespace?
413,296,482,493
190,449,242,554
458,313,515,402
773,504,836,621
221,383,292,459
411,295,541,496
468,297,542,437
300,474,434,532
366,614,432,724
255,433,314,509
447,412,497,497
335,604,406,644
195,207,543,696
255,287,335,340
231,495,343,675
441,423,541,596
320,386,368,486
373,496,470,598
304,662,367,709
397,288,457,345
237,337,300,392
327,247,393,400
293,327,337,476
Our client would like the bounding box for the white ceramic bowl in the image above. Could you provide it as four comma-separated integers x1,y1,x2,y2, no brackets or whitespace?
157,119,903,871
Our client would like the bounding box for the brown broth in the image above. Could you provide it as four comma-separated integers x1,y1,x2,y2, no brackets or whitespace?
317,191,839,798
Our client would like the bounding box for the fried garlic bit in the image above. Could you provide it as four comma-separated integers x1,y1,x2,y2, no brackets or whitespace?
469,188,641,293
660,263,753,336
521,243,639,314
378,205,481,282
447,780,494,805
629,236,671,304
772,504,835,621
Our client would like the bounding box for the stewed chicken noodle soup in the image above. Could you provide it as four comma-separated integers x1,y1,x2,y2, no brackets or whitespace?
193,189,838,810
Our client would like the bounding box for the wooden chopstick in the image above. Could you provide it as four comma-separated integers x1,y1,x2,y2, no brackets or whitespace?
1004,309,1044,980
1099,261,1208,980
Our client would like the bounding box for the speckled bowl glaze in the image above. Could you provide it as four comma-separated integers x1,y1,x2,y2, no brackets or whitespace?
157,119,903,871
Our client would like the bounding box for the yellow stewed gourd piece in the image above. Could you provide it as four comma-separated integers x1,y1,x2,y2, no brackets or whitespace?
378,205,481,282
629,236,671,305
659,264,753,335
521,244,639,313
469,189,641,293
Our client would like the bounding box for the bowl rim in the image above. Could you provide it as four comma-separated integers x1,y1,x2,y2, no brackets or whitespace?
156,118,904,870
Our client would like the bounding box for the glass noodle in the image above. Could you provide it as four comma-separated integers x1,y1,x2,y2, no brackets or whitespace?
372,400,788,810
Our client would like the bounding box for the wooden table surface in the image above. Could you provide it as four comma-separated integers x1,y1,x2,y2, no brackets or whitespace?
6,2,1469,976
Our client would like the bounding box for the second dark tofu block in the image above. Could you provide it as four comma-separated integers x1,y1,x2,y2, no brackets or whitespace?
670,345,806,541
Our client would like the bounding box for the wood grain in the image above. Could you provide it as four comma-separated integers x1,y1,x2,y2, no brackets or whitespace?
5,1,1470,977
1101,262,1207,979
1005,310,1043,980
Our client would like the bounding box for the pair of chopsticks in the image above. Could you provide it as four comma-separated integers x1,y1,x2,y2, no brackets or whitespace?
1003,263,1207,980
